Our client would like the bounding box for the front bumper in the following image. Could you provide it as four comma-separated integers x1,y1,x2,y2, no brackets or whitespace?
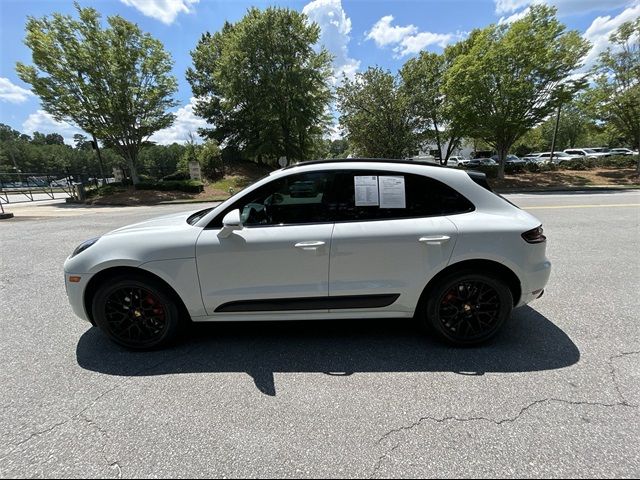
64,272,94,323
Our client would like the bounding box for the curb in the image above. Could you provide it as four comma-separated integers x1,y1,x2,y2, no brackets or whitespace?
494,185,640,194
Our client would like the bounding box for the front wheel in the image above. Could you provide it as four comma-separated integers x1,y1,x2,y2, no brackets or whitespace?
92,275,182,350
422,272,513,346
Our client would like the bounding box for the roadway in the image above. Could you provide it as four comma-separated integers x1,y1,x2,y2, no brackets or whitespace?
0,190,638,478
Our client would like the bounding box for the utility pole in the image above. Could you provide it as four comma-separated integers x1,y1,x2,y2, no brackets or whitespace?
549,102,562,162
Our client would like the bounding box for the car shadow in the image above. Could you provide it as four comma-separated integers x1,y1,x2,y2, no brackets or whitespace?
76,306,580,396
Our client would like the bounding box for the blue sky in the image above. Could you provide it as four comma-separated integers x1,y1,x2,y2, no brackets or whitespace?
1,0,638,144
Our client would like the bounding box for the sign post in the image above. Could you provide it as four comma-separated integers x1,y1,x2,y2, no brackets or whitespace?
188,161,202,181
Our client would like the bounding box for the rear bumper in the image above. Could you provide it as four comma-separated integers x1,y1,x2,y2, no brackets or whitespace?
517,259,551,307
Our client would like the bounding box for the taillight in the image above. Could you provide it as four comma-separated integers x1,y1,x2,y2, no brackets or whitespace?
522,226,546,244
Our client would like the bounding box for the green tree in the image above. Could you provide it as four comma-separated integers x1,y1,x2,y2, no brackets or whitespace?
401,51,463,165
329,138,349,158
198,139,223,179
176,132,200,174
16,3,178,184
443,5,590,178
587,18,640,171
138,143,185,178
187,7,333,165
542,100,592,150
337,67,418,158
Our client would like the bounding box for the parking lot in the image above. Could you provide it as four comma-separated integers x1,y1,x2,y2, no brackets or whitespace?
1,190,639,478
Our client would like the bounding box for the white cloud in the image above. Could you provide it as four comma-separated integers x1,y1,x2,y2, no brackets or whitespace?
582,3,640,70
365,15,458,57
22,110,85,145
366,15,418,47
496,0,632,16
149,97,207,145
498,6,532,24
0,78,34,104
119,0,199,25
302,0,360,83
495,0,531,14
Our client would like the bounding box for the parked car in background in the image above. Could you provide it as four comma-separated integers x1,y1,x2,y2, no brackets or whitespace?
610,148,638,156
563,148,608,159
588,147,613,156
447,156,468,167
468,158,497,167
524,152,580,165
491,154,526,165
521,153,548,164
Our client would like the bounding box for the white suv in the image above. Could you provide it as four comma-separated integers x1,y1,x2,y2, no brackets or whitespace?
64,160,551,349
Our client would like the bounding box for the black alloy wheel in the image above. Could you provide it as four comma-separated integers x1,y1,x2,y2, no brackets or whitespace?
92,275,182,350
424,272,513,346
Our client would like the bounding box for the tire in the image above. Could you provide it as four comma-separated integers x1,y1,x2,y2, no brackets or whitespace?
420,271,513,346
92,274,182,350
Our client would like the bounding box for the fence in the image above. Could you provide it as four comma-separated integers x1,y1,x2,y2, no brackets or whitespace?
0,172,112,204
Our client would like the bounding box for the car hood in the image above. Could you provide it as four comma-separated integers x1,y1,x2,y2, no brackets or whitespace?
105,209,201,236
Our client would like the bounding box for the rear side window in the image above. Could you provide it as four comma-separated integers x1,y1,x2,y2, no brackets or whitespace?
332,171,474,222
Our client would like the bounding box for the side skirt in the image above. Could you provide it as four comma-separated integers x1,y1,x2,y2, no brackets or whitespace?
214,294,401,313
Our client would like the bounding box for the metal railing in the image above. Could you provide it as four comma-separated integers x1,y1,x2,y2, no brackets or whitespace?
0,172,109,204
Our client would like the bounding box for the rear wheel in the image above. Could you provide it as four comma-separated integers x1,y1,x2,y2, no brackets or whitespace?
92,275,182,350
422,272,513,346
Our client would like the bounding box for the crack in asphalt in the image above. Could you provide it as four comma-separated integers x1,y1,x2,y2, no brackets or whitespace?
370,398,637,478
0,344,200,467
370,350,640,478
80,411,123,479
608,351,640,407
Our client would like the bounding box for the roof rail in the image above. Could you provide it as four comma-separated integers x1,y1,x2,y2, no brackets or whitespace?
283,158,444,170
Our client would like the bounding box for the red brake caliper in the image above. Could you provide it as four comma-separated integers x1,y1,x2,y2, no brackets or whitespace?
145,295,165,319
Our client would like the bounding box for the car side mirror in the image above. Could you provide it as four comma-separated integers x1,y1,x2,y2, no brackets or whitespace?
218,209,243,239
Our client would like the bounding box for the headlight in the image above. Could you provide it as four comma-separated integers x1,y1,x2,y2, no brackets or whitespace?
70,237,101,258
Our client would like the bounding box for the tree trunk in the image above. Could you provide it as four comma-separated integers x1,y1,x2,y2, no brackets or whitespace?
126,153,140,186
497,145,507,180
91,134,106,185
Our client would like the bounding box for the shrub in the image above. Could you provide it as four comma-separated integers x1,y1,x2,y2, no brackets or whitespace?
593,155,637,168
558,159,589,170
504,163,527,174
85,184,123,198
137,179,204,193
523,162,556,173
162,171,190,181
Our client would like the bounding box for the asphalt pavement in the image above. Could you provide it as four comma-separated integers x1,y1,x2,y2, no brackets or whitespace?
0,190,639,478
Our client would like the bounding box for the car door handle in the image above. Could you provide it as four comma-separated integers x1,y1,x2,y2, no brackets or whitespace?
418,235,451,245
294,241,326,250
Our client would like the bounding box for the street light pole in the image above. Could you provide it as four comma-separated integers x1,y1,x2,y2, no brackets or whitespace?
549,102,562,162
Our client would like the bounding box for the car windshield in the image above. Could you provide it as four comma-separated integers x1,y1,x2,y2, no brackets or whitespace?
583,149,597,153
554,152,570,157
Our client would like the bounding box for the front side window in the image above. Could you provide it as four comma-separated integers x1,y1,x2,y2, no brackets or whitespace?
209,171,336,228
332,170,474,222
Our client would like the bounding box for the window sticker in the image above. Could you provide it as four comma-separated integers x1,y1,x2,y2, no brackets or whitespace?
354,176,379,206
379,176,406,209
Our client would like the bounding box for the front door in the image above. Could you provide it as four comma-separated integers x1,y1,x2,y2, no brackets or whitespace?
196,171,336,315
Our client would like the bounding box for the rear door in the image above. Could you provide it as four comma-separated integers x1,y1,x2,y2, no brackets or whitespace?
328,170,474,315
